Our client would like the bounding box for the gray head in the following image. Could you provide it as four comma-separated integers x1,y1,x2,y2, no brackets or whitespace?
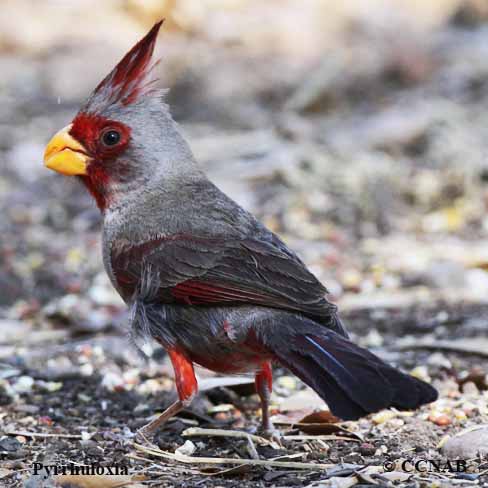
44,21,202,211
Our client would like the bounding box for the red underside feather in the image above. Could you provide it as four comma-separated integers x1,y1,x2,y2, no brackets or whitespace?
255,361,273,392
167,347,197,401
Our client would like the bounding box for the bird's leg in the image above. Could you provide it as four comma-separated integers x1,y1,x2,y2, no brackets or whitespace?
136,399,184,443
137,347,197,441
255,361,280,440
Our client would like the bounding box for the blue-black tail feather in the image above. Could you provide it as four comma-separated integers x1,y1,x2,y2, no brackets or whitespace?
258,315,437,420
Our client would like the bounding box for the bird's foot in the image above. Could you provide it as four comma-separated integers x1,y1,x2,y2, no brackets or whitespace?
134,399,184,447
256,423,283,446
260,428,283,445
134,426,158,448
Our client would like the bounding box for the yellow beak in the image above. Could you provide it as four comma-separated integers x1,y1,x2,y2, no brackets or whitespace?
44,125,90,176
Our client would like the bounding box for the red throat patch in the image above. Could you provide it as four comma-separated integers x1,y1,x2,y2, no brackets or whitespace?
69,113,132,211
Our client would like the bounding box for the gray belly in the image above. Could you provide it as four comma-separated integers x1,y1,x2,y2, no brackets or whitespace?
130,301,274,373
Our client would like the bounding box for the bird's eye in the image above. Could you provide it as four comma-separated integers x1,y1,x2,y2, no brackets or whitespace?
101,129,121,146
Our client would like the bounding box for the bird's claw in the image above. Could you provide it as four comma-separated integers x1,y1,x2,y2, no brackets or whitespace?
257,426,283,446
134,427,158,448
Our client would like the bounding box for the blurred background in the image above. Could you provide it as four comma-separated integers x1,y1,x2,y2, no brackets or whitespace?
1,1,488,483
2,0,488,313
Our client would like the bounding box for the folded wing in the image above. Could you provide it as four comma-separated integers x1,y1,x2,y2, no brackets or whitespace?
111,234,346,336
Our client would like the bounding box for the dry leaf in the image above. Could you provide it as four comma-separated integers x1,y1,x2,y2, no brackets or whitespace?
273,408,359,438
300,410,340,424
295,410,343,435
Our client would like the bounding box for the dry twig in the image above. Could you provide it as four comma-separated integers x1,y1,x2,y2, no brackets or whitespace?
4,430,83,439
133,442,334,470
182,427,278,448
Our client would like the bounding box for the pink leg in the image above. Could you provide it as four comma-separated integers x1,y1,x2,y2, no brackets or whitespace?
137,399,185,438
255,361,274,432
138,347,197,438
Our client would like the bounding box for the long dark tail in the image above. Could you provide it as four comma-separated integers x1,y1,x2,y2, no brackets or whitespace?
257,315,438,420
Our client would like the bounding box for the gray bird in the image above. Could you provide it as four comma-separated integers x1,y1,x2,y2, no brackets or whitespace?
43,21,437,438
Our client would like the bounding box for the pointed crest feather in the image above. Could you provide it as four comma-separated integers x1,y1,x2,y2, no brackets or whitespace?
85,20,164,111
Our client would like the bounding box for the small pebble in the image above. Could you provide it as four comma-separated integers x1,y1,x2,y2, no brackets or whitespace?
359,442,376,456
372,410,396,424
461,381,479,396
0,437,21,452
81,431,91,441
12,376,34,394
428,413,451,426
